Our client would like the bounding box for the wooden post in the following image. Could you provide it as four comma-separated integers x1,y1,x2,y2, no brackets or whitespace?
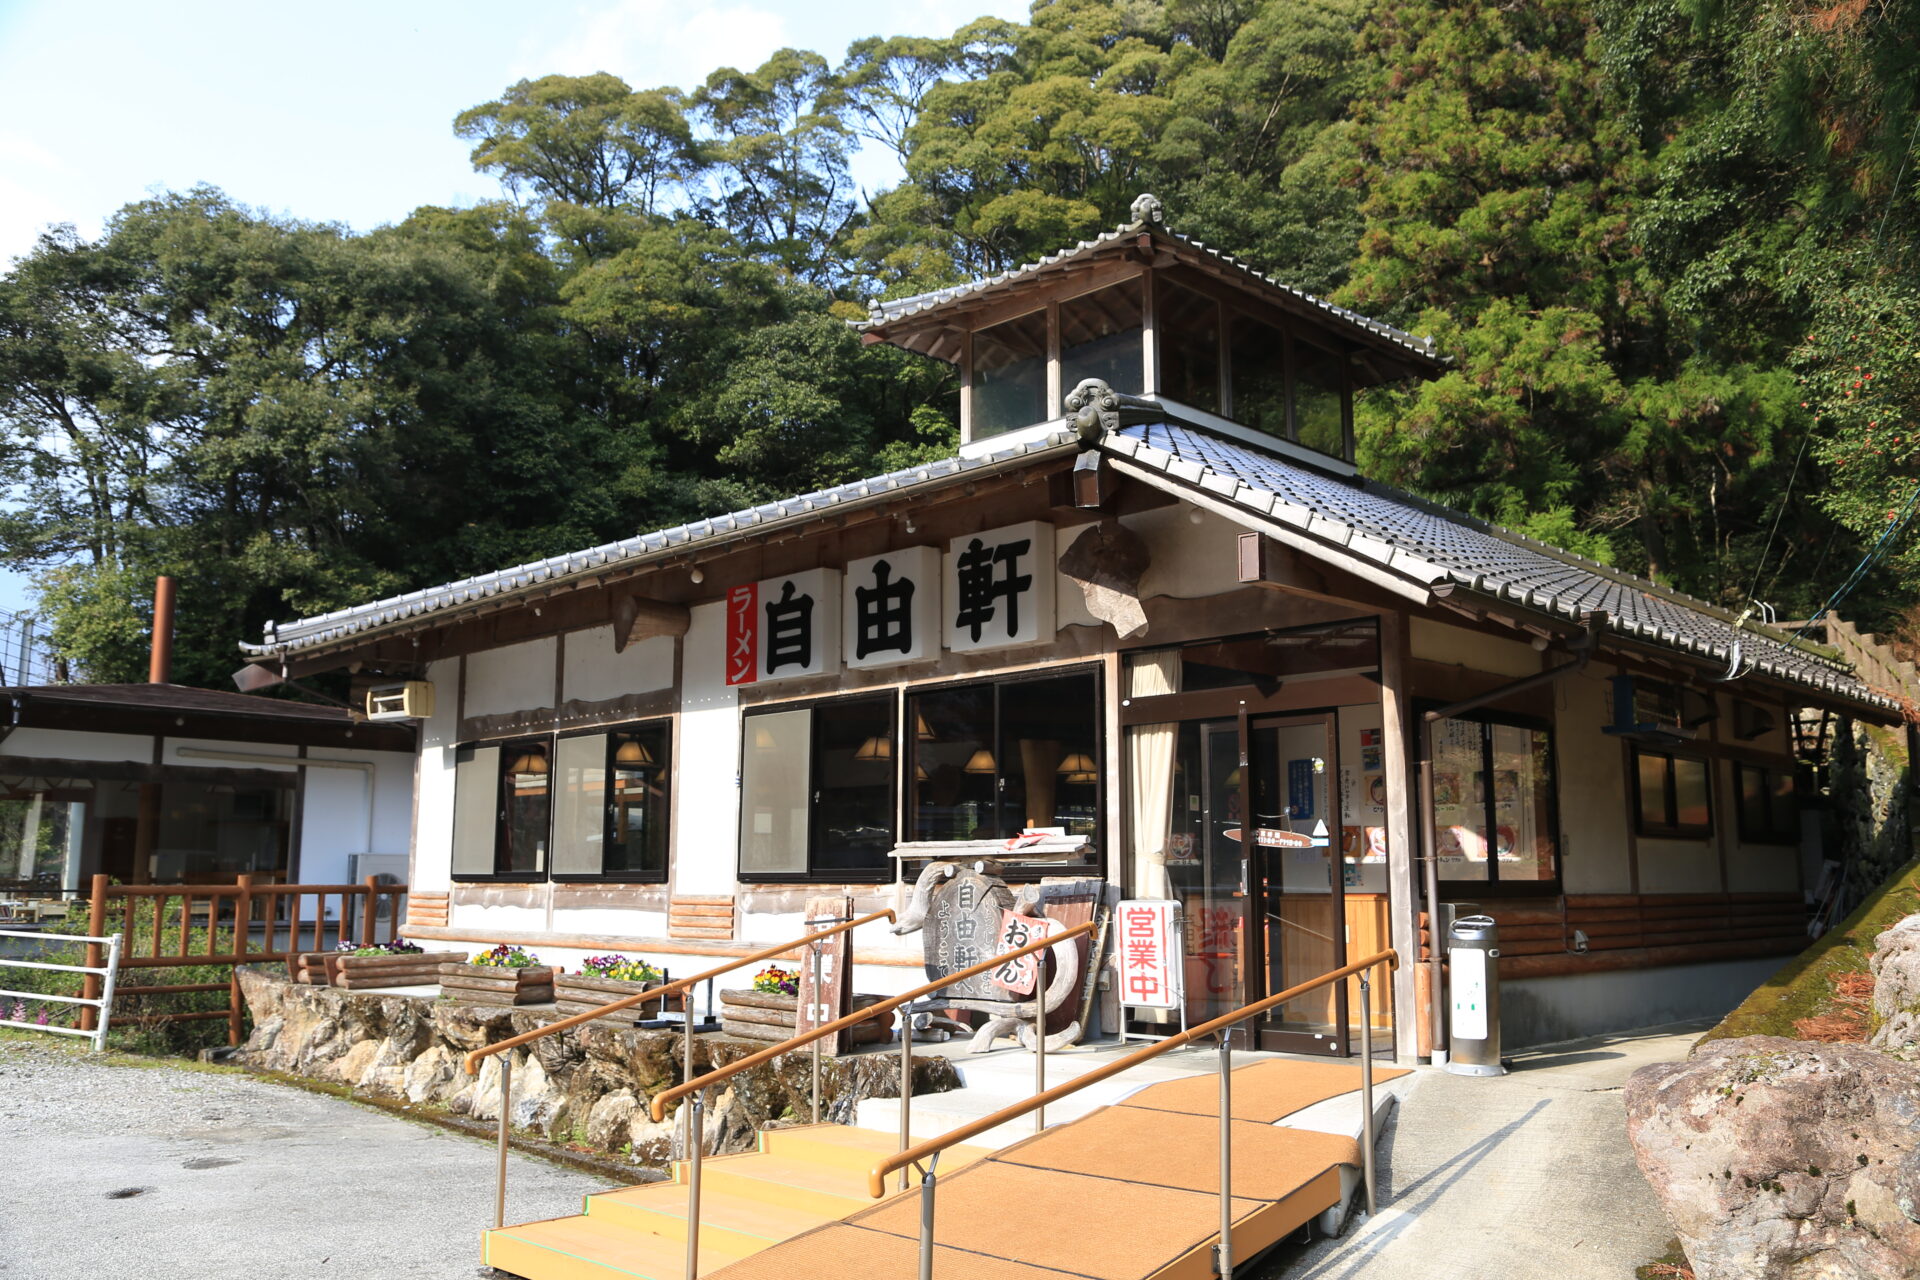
1378,612,1423,1063
360,876,380,948
79,874,108,1033
231,874,253,1047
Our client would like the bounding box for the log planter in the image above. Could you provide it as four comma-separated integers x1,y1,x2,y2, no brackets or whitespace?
553,970,678,1022
437,962,555,1007
288,951,334,985
332,951,466,990
718,988,890,1045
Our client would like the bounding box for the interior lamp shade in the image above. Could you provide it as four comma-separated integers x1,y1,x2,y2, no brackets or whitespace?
614,738,654,766
854,736,893,762
963,749,997,774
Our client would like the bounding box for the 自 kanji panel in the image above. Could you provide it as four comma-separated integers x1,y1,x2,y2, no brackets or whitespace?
943,520,1056,653
841,546,942,670
727,567,842,685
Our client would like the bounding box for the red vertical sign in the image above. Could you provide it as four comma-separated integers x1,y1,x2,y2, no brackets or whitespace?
726,582,759,686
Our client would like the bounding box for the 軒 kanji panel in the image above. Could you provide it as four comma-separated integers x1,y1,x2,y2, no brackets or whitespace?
1115,899,1182,1010
943,520,1056,653
841,546,941,670
755,568,841,682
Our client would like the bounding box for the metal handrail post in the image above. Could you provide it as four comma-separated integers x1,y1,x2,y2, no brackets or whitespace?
93,933,123,1053
917,1152,941,1280
684,1089,705,1280
1359,972,1377,1217
898,1007,913,1191
810,935,823,1125
495,1054,512,1229
1217,1031,1233,1280
1032,979,1046,1133
680,1024,695,1161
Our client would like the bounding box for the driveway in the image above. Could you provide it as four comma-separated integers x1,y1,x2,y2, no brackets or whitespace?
0,1037,612,1279
1254,1020,1704,1279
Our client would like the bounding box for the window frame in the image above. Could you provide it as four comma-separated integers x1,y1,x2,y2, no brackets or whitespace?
737,690,901,885
1424,706,1563,897
450,720,675,884
1734,760,1799,846
906,663,1106,881
1632,747,1715,840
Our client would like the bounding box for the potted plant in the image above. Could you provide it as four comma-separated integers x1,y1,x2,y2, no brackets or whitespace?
331,938,467,989
718,964,802,1042
438,945,555,1006
553,953,675,1020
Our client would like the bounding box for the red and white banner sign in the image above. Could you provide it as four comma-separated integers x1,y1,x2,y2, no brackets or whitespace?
725,582,759,686
1116,899,1181,1010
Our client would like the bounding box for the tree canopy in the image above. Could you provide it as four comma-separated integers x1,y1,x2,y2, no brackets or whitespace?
3,0,1917,684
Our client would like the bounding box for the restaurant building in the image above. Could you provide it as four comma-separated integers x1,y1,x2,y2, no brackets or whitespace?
237,196,1896,1059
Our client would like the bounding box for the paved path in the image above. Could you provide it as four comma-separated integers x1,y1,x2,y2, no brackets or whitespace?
0,1037,612,1279
1254,1021,1705,1280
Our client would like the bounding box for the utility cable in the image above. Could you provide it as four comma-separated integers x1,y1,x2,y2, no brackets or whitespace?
1793,480,1920,638
1747,426,1812,608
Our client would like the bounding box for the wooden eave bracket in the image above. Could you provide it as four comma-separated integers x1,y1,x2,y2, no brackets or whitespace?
1235,531,1330,597
610,594,691,653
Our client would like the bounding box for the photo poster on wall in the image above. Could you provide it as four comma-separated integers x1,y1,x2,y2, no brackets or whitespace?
1337,706,1390,892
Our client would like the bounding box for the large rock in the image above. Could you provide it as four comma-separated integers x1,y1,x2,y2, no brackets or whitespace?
232,967,959,1167
1872,914,1920,1053
1626,1035,1920,1279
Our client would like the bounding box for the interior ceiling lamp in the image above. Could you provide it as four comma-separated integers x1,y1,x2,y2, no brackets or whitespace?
507,749,549,776
752,725,777,752
916,713,935,741
614,738,654,766
914,762,930,782
963,749,997,774
855,736,893,762
1056,752,1098,785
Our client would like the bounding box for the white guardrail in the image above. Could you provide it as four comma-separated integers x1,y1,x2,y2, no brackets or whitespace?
0,929,122,1051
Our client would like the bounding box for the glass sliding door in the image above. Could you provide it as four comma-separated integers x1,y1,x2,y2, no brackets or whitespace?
1251,714,1348,1054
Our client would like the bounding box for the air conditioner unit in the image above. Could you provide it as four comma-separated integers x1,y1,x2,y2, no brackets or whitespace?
365,680,434,721
1601,674,1696,743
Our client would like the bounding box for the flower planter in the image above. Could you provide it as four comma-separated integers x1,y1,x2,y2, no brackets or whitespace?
553,970,676,1021
437,961,555,1006
288,951,336,985
718,988,890,1045
332,951,466,990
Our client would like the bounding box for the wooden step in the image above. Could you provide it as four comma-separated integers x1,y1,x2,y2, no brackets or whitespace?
759,1122,990,1174
483,1212,750,1279
695,1152,903,1218
587,1181,837,1253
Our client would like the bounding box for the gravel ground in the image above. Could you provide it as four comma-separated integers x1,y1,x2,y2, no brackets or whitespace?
0,1037,613,1279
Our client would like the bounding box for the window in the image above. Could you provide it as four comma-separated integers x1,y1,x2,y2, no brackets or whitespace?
1429,715,1559,887
909,670,1101,868
453,722,671,881
1736,762,1799,845
1159,280,1221,413
972,310,1048,440
1634,749,1713,839
1227,312,1287,438
1060,280,1144,400
1224,311,1355,461
739,694,897,881
1292,340,1349,458
553,724,672,881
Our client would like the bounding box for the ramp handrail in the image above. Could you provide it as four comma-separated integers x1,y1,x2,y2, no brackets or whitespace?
647,919,1099,1280
465,907,896,1232
873,947,1400,1280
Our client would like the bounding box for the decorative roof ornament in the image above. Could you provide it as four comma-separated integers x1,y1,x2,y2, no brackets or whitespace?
1130,192,1165,226
1065,378,1121,442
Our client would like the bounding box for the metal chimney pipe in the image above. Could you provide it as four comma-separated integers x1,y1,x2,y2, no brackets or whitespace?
149,575,176,684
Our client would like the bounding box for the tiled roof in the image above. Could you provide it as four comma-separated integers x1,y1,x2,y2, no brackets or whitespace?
1103,422,1888,708
855,201,1445,371
240,431,1079,659
1,682,354,723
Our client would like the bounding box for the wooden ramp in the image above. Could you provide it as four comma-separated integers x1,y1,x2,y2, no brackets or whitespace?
485,1059,1407,1280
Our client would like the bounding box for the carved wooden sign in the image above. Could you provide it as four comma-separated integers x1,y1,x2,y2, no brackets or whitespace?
923,867,1017,1000
796,893,854,1053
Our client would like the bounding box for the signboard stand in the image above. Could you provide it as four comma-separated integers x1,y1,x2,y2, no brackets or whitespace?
1115,899,1186,1045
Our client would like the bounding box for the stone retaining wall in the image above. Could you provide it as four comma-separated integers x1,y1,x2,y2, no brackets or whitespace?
233,967,958,1164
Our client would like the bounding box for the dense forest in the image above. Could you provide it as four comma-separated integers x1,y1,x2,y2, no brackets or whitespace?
1,0,1916,686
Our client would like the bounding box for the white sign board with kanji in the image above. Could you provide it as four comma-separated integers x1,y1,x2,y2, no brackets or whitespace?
842,546,941,670
944,520,1055,653
728,567,841,685
1115,899,1182,1011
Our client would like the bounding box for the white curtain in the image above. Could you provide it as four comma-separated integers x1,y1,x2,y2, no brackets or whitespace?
1126,650,1180,900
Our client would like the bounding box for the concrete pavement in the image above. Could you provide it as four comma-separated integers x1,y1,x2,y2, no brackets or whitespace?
1254,1020,1706,1280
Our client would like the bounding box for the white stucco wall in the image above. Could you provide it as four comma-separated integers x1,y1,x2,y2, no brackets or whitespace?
1412,617,1541,678
562,627,675,702
464,637,558,719
1553,667,1636,895
410,657,462,892
673,601,740,895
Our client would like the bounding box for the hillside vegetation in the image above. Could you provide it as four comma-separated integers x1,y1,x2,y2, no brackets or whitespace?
2,0,1916,683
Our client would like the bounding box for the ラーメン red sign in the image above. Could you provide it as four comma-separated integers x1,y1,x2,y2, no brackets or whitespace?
725,582,759,686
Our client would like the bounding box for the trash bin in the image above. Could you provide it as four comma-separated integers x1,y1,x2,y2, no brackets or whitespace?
1446,914,1505,1076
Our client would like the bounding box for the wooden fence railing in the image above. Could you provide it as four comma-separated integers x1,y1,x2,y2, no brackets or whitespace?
78,873,409,1045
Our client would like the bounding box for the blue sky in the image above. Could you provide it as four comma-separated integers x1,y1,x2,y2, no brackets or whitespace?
0,0,1028,613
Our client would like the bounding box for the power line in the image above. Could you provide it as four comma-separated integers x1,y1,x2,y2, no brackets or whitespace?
1794,481,1920,638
